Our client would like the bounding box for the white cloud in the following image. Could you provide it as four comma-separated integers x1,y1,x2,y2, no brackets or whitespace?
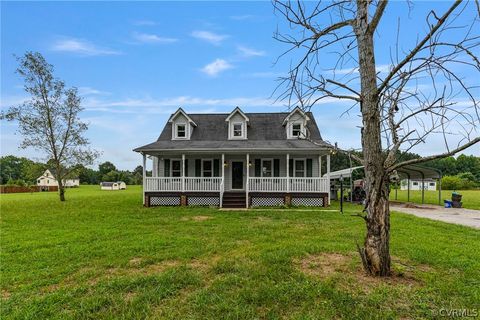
230,15,254,20
330,64,391,75
191,30,228,45
132,20,157,26
77,87,110,96
132,32,178,44
237,45,266,57
51,37,121,56
201,59,233,76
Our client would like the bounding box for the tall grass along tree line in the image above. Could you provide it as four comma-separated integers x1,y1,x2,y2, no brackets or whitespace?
1,52,99,201
273,0,479,276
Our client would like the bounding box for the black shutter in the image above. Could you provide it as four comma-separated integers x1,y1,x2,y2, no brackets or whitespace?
213,159,220,177
306,159,313,177
195,159,201,177
254,159,261,177
274,159,280,177
184,159,189,177
289,159,294,177
164,159,170,177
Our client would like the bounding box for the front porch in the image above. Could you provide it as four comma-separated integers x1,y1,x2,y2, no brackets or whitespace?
141,152,331,208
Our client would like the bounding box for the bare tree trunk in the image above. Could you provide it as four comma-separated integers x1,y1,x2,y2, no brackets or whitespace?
56,164,66,202
58,178,65,201
355,0,391,276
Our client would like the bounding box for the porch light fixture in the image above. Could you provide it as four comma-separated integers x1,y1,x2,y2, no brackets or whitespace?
223,161,228,168
248,161,252,167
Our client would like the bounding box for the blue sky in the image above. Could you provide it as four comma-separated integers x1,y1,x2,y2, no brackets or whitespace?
1,1,478,170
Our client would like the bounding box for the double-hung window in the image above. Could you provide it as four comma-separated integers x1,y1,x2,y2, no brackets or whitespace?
176,124,186,138
294,159,306,177
292,123,302,137
171,160,181,177
261,159,273,177
233,123,243,137
202,160,213,177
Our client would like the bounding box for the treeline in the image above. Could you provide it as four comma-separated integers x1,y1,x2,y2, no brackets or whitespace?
329,152,479,189
0,155,150,185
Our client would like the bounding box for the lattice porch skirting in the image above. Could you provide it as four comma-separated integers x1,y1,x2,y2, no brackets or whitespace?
187,196,220,206
250,196,285,207
149,196,181,206
291,197,324,207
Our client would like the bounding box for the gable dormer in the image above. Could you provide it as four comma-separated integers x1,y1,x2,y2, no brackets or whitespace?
225,107,249,140
169,108,197,140
283,106,310,139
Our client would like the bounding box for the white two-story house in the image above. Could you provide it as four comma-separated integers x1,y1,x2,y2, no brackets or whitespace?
134,107,333,208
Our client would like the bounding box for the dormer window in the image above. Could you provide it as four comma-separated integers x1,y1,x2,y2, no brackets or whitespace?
233,123,243,137
176,124,186,138
169,108,197,140
226,107,249,140
292,124,302,137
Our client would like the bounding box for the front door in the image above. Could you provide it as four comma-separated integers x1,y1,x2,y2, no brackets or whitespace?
231,161,243,189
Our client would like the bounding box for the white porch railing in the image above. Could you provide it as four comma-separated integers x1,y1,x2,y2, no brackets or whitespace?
145,177,182,192
289,177,329,192
185,177,222,192
248,177,288,192
144,177,221,192
248,177,329,193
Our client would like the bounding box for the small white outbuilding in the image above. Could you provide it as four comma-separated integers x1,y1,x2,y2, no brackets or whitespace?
100,181,126,190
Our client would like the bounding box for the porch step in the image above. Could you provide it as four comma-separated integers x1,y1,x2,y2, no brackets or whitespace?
222,192,247,208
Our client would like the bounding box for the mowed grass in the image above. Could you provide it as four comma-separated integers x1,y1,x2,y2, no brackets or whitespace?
390,189,480,210
1,186,479,319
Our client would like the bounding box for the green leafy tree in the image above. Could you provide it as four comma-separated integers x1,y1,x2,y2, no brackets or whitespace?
1,52,99,201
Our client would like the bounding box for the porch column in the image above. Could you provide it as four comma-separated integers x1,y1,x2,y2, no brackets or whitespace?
142,153,146,205
246,153,250,208
318,155,322,177
326,154,331,205
182,154,185,192
286,153,290,193
221,153,225,208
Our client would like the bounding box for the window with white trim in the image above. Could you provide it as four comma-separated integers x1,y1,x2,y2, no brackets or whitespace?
175,124,186,138
171,160,181,177
294,159,306,177
261,159,273,177
233,123,243,137
202,159,212,177
292,123,302,137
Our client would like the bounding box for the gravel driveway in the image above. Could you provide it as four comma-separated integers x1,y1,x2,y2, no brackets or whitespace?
390,203,480,229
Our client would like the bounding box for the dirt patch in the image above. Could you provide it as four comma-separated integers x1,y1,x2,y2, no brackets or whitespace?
180,215,212,221
295,253,423,293
403,203,434,210
124,291,137,302
296,253,351,278
1,289,11,300
128,257,143,266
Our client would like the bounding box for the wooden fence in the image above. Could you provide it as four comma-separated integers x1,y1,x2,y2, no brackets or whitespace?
0,186,58,194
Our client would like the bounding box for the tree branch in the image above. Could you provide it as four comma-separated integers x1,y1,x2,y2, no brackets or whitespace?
368,0,388,33
388,137,480,171
377,0,462,94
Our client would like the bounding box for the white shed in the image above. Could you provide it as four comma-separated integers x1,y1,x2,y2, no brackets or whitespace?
100,181,126,190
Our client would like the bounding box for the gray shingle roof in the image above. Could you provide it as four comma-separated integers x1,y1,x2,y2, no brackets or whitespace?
134,112,331,152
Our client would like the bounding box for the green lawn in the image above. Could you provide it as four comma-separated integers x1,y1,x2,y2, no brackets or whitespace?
1,186,479,319
390,189,480,210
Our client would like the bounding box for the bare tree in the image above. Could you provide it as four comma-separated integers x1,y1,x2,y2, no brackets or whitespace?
1,52,99,201
273,0,479,276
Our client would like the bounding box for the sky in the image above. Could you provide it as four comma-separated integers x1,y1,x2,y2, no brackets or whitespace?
1,1,479,170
